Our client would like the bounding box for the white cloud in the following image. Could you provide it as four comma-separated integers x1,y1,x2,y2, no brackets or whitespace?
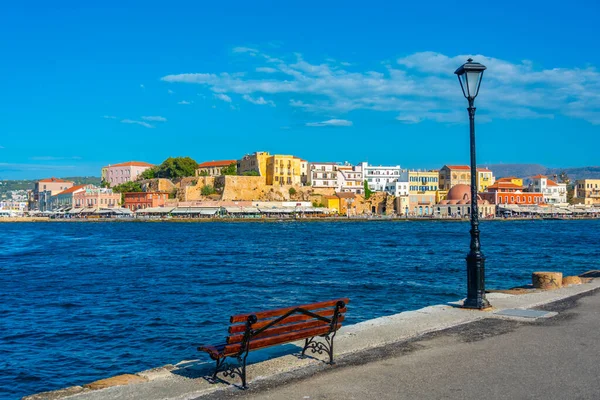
233,47,259,54
306,119,353,127
140,84,145,89
214,93,232,103
121,119,154,128
103,115,117,119
256,67,278,73
161,50,600,124
141,116,167,122
243,94,275,106
177,100,192,105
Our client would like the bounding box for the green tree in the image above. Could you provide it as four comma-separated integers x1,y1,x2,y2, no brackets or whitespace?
112,181,143,203
112,181,143,193
289,187,297,196
242,170,259,176
198,170,209,177
201,185,216,196
155,157,198,179
138,167,158,180
363,180,373,200
222,162,237,176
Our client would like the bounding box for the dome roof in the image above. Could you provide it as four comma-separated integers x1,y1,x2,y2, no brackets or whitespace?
447,184,471,201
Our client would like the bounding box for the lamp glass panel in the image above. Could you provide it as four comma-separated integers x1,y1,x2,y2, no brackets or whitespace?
466,71,482,97
459,73,468,98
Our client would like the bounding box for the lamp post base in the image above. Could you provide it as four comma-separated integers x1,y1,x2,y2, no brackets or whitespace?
463,252,491,310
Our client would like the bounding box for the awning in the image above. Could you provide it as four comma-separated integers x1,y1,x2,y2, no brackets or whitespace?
136,207,175,214
68,208,84,214
225,206,260,214
171,207,219,215
258,208,295,213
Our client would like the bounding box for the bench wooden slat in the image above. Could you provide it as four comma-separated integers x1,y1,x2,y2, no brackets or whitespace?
229,298,349,323
228,307,347,334
226,315,345,344
218,324,341,356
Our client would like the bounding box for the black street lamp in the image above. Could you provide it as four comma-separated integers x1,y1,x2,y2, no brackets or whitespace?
455,58,491,310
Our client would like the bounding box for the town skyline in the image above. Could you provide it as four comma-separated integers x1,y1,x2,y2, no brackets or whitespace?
1,1,599,179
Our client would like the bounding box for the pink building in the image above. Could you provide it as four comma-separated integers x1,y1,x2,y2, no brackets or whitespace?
74,188,121,209
103,161,154,186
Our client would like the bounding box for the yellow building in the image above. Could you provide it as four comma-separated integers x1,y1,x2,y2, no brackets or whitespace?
266,154,302,186
574,179,600,205
496,177,524,187
477,168,495,192
323,196,340,213
407,170,439,215
237,151,271,177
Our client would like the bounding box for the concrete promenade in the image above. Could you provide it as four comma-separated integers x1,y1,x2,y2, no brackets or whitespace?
25,277,600,400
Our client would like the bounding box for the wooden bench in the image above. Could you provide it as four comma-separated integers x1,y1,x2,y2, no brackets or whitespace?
198,298,348,388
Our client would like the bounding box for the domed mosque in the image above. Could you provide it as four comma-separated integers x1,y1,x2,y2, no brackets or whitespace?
436,184,495,218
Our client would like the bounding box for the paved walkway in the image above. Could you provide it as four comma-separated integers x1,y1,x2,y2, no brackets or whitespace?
216,289,600,400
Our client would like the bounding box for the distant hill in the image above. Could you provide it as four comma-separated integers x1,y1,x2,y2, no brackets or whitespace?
487,164,600,182
0,176,101,195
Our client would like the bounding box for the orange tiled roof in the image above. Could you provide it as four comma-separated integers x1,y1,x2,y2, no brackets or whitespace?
197,160,237,168
445,165,471,170
39,177,72,183
477,168,492,172
487,182,524,190
56,184,87,195
497,176,519,182
531,174,547,179
546,179,559,186
108,161,155,168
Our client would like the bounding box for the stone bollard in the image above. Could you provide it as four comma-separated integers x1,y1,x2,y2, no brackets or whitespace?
562,276,582,286
532,272,563,290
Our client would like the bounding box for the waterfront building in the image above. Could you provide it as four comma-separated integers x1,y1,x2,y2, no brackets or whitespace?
0,200,28,216
123,192,169,211
50,184,92,211
73,187,121,209
384,170,410,197
104,161,154,186
496,176,524,187
266,155,302,186
360,162,402,192
298,158,308,185
323,195,340,212
196,160,237,177
308,162,338,188
436,184,496,218
573,179,600,205
336,164,363,194
530,175,567,204
32,177,74,211
439,165,494,192
238,152,303,186
408,170,439,192
487,181,543,205
237,151,270,176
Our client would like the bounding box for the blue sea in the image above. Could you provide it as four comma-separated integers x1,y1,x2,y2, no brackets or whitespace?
1,220,599,399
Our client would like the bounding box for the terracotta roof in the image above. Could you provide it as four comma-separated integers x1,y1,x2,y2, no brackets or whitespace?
546,179,559,186
336,192,357,198
477,168,492,172
197,160,236,168
531,174,547,179
107,161,154,168
39,177,72,183
444,165,471,170
324,195,339,199
488,182,524,190
56,185,88,195
497,177,519,182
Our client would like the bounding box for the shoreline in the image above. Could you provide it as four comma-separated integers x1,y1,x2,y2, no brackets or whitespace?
2,216,600,223
22,272,600,400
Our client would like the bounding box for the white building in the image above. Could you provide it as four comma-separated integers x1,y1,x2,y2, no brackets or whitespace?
308,162,338,188
530,175,567,204
360,162,402,192
336,164,364,194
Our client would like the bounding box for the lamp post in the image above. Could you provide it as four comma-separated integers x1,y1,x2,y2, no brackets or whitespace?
455,58,490,310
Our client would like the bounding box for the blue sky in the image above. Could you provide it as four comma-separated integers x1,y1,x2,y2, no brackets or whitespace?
1,0,599,179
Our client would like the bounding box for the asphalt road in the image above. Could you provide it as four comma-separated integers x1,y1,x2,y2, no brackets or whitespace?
206,289,600,400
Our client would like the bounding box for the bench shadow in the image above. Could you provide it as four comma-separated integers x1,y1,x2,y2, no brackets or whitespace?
171,343,304,384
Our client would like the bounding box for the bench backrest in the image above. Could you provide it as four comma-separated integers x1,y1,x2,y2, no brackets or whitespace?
220,298,348,356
